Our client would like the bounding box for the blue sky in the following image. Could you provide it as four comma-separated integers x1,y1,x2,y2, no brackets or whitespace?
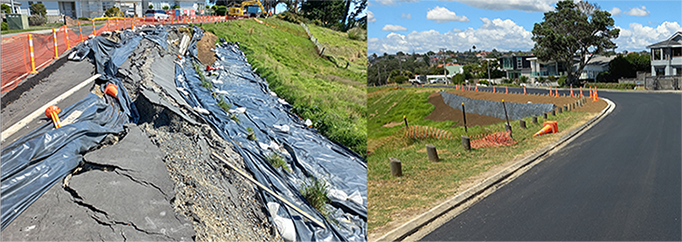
367,0,682,55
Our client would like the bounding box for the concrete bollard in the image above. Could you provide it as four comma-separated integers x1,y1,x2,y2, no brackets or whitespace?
558,107,563,114
426,144,439,162
520,120,526,129
532,116,538,124
462,135,471,151
543,113,548,119
564,105,568,112
390,158,402,177
551,110,556,116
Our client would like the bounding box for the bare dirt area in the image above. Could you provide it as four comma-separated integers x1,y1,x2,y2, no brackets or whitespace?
196,31,218,65
426,89,607,126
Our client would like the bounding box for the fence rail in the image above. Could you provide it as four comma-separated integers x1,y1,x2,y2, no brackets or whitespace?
1,16,226,93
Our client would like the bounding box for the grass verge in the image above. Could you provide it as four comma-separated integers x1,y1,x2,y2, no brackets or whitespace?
201,18,367,157
367,86,602,235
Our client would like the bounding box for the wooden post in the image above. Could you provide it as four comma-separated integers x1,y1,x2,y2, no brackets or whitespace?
558,107,563,114
461,135,471,151
426,145,439,162
532,116,538,124
502,99,512,138
551,110,556,116
461,102,467,133
543,113,548,119
390,158,402,177
520,120,526,129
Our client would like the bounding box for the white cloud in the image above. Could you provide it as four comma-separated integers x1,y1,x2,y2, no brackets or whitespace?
615,21,682,50
426,6,469,23
376,0,396,5
368,18,534,54
624,6,649,17
401,13,411,19
382,24,408,31
609,7,621,16
453,0,556,12
368,10,376,23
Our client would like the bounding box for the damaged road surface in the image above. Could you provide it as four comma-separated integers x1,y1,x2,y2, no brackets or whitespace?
2,124,194,241
2,23,366,241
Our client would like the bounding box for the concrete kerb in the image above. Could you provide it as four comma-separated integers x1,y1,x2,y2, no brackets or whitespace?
373,98,616,242
0,74,101,143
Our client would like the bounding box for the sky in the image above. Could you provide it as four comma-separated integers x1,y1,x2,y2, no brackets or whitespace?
367,0,682,55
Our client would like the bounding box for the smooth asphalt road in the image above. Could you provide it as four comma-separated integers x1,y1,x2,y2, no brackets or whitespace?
420,90,682,240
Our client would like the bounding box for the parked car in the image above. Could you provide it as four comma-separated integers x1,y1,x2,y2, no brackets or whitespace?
429,78,448,84
145,10,170,20
125,9,135,17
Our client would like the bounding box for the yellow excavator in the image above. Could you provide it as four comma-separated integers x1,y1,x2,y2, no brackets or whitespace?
228,0,265,17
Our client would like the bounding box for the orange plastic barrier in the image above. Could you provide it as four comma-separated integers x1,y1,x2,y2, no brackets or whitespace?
2,16,225,93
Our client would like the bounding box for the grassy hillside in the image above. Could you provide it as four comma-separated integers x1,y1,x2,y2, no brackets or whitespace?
202,18,367,156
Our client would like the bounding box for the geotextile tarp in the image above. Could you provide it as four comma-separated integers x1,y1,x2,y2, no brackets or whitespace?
440,91,556,121
0,28,169,230
174,27,366,241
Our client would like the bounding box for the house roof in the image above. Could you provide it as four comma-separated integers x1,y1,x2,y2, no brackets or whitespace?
647,32,682,48
585,55,616,66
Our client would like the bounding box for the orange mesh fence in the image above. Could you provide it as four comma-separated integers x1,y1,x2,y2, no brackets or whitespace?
2,16,225,93
470,131,517,149
404,125,453,140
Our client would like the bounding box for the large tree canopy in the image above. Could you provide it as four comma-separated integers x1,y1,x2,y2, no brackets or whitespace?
532,0,619,86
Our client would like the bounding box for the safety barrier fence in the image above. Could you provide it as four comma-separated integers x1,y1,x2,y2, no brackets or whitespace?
1,15,226,93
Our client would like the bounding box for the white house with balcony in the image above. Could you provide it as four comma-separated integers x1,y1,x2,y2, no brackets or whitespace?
12,0,202,19
647,31,682,76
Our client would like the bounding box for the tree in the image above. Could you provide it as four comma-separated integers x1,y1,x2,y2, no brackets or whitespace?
105,6,123,17
163,5,170,10
30,3,46,17
532,0,619,86
148,4,154,9
301,0,345,27
451,73,465,84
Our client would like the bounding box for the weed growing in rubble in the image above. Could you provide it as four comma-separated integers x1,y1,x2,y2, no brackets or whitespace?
193,62,212,90
246,127,257,141
301,178,329,218
217,98,231,113
230,113,240,123
266,153,291,173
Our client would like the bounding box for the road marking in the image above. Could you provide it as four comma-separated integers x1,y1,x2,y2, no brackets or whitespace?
1,74,101,143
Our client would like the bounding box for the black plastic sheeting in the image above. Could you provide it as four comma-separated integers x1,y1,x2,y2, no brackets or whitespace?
440,91,556,120
174,27,366,241
1,28,171,230
0,94,128,229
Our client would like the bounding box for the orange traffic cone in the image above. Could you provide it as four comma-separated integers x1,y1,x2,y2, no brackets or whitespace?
533,124,553,137
580,87,583,98
549,88,552,96
523,86,527,95
555,87,559,98
570,87,574,97
105,83,119,98
45,105,62,128
592,88,599,102
493,86,496,93
475,86,478,92
505,86,509,94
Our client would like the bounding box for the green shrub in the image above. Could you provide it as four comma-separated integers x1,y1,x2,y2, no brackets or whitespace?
28,15,46,26
585,82,636,90
478,80,489,85
162,5,170,10
148,4,154,9
30,3,46,17
393,75,408,84
215,6,227,16
519,75,529,83
276,11,306,24
1,22,8,31
451,73,465,84
77,17,90,21
217,98,231,113
105,6,123,17
557,76,566,87
174,4,180,9
347,27,366,41
1,4,11,14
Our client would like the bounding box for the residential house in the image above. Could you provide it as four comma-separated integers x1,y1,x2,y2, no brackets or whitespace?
579,55,616,81
499,55,532,79
647,31,682,76
14,0,202,19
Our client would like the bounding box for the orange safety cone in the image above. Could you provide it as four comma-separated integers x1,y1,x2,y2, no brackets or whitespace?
549,88,552,96
533,124,553,137
592,88,599,102
555,87,559,98
45,105,62,128
523,86,527,95
493,86,496,93
475,86,478,92
505,86,508,94
580,87,583,98
105,83,119,98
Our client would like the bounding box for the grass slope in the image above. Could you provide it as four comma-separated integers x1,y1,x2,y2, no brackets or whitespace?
202,18,367,156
